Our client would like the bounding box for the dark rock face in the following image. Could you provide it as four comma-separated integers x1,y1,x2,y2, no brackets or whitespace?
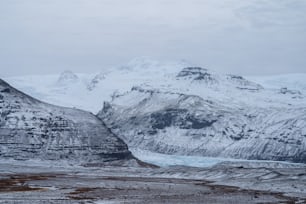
87,73,105,91
279,87,302,96
226,75,263,91
176,67,217,84
176,67,263,91
0,79,133,164
150,109,217,130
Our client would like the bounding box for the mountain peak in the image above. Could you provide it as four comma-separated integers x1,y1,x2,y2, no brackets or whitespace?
57,70,79,85
226,74,263,91
176,67,218,83
87,72,106,91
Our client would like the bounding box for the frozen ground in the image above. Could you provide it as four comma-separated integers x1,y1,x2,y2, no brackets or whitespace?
0,160,305,204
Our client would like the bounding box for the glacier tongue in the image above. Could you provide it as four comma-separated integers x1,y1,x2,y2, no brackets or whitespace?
129,148,304,168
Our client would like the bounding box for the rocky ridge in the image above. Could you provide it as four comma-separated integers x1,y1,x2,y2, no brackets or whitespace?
0,78,136,165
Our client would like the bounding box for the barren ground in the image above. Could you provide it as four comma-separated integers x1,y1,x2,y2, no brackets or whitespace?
0,161,305,204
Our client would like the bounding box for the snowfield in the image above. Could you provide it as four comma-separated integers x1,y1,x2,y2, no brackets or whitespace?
4,58,305,114
4,58,191,113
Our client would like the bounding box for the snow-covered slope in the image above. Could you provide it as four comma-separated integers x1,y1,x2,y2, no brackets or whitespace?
247,73,306,94
98,86,306,163
4,58,306,163
0,78,136,165
4,58,191,113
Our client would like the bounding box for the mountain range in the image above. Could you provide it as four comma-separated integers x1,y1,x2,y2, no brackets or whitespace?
3,58,306,163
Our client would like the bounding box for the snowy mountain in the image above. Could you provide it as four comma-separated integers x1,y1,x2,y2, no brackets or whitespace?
0,78,137,165
57,70,79,85
3,58,306,163
98,86,306,163
176,67,263,91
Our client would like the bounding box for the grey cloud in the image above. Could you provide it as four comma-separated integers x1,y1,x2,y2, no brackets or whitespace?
235,0,306,28
0,0,305,77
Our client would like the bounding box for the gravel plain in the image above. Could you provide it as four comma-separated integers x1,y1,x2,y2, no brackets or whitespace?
0,161,305,204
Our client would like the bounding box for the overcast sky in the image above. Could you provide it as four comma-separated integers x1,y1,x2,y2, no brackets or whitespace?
0,0,306,77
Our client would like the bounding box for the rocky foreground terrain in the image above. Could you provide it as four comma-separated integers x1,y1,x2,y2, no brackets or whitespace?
0,160,305,204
